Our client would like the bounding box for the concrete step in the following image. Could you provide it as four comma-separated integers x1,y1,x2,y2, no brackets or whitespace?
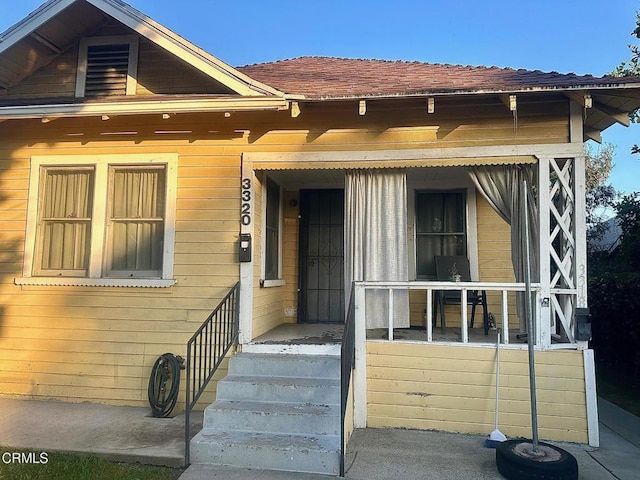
190,428,340,476
215,375,340,405
228,353,340,379
203,400,340,436
190,352,342,475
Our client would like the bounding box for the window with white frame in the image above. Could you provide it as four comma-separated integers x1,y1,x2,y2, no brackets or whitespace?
76,35,139,98
34,167,94,277
415,190,467,279
261,176,283,286
106,166,166,277
18,155,177,287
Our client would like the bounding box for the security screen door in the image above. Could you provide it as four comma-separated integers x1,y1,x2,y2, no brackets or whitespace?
298,189,345,324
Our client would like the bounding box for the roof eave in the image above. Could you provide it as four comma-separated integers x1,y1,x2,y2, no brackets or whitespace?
0,0,75,49
296,83,640,101
0,96,290,120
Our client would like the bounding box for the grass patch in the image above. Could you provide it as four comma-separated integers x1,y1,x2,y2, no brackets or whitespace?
0,450,182,480
596,363,640,418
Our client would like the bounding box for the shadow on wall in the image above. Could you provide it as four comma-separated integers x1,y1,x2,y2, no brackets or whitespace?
0,158,22,338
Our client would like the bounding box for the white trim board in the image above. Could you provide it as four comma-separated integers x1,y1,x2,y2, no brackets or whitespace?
245,143,584,166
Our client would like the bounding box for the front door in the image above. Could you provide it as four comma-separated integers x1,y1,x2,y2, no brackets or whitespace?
298,189,345,324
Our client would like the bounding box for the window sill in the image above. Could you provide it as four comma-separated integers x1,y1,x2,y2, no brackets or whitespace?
14,277,177,288
260,279,285,288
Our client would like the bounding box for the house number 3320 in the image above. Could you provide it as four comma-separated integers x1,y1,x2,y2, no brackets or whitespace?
241,178,252,226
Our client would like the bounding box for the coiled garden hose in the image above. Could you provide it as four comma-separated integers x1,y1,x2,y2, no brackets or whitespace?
148,353,184,418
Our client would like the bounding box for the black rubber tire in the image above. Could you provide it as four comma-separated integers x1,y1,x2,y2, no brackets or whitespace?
496,439,578,480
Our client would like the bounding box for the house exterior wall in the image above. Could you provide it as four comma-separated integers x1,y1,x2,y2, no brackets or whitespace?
0,86,570,406
366,341,588,443
0,115,242,407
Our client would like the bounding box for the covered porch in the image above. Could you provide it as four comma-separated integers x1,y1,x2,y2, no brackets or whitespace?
235,144,598,450
240,143,589,352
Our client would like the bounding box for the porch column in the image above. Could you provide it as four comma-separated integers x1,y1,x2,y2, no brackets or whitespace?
537,155,586,348
537,156,552,349
353,282,367,428
239,155,254,344
574,155,589,332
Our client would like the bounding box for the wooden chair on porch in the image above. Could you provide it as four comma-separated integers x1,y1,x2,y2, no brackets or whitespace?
433,255,489,335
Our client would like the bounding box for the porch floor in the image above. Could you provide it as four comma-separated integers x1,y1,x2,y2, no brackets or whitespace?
247,323,344,354
251,323,344,346
250,323,519,346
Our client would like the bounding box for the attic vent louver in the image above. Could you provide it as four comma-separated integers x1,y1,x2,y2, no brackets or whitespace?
85,44,130,97
76,36,138,98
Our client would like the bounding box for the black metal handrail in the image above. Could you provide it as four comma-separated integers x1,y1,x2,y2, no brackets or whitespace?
184,281,240,467
340,283,356,477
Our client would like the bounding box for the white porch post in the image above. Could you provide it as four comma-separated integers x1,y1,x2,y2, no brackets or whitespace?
574,155,589,350
537,156,552,349
584,349,600,447
574,153,599,445
353,282,368,428
239,155,254,344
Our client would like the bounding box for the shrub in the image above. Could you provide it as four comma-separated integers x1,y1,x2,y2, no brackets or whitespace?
589,276,640,375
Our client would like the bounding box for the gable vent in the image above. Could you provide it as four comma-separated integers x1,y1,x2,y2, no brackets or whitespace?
84,44,130,97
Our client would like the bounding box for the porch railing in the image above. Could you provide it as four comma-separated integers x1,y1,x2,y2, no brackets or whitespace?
184,281,240,467
356,281,549,346
340,284,356,477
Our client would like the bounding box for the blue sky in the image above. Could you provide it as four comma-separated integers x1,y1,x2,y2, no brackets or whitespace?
2,0,639,194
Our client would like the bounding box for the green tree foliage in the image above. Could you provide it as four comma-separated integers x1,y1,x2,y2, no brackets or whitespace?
611,10,640,130
588,10,640,384
611,11,640,77
616,192,640,272
584,142,616,231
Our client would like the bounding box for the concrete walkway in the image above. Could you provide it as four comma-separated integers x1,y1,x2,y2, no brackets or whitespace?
1,396,639,479
0,398,202,468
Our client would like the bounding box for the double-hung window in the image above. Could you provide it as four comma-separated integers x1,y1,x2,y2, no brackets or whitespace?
18,155,177,287
415,190,467,279
107,166,166,278
35,167,94,277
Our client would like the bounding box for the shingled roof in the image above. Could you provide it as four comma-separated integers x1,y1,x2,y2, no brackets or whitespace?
238,56,640,99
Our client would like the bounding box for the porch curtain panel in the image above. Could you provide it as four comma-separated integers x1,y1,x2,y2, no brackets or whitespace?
467,164,539,332
344,169,410,329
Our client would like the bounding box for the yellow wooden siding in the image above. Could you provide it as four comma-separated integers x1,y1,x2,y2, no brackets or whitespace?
282,190,300,321
136,39,234,96
476,192,519,328
2,46,79,99
366,341,588,443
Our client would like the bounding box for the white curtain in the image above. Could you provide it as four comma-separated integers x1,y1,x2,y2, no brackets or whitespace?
467,164,538,331
41,170,92,271
110,168,165,272
344,169,410,329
